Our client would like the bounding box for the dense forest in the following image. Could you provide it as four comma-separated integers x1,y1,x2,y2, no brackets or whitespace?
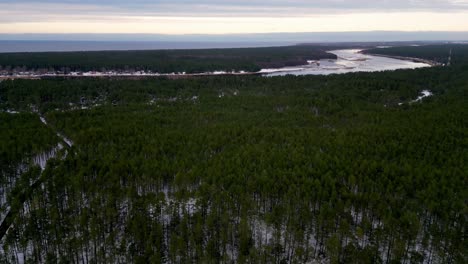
0,112,60,242
0,45,467,263
364,44,468,66
0,46,336,74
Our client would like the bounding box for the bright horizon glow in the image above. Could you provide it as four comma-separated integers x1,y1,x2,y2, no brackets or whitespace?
1,1,468,34
2,13,468,34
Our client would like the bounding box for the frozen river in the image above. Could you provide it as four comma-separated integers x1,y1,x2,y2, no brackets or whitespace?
262,49,431,76
1,49,433,79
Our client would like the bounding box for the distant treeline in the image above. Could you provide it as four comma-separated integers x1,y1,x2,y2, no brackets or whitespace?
0,46,336,74
364,44,468,66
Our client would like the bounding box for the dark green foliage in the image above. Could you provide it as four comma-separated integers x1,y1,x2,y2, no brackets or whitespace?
0,113,59,249
365,44,468,66
0,46,336,74
0,113,57,167
0,44,467,263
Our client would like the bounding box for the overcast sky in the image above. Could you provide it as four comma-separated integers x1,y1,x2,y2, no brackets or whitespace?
1,0,468,35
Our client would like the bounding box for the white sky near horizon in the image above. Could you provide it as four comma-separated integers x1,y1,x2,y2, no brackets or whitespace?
1,1,468,34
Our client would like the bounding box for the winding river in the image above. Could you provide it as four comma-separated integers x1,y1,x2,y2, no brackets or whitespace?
262,49,431,76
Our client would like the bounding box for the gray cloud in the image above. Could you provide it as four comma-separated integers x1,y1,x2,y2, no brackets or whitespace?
1,0,467,25
2,0,468,16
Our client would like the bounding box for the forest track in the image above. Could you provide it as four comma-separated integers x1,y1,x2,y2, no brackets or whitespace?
0,178,43,240
0,115,72,241
39,115,74,147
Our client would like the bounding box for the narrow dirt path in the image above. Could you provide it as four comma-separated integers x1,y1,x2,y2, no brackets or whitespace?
0,114,73,240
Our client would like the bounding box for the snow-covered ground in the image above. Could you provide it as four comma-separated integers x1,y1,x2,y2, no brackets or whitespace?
264,49,431,76
33,143,64,171
0,124,73,263
1,70,253,78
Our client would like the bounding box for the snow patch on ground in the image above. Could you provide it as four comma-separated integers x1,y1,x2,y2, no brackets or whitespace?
218,90,239,98
258,67,305,74
39,115,74,147
32,143,64,171
251,218,275,247
212,71,228,75
399,90,434,106
57,132,74,147
410,90,433,103
39,116,47,125
2,109,20,114
149,185,201,226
